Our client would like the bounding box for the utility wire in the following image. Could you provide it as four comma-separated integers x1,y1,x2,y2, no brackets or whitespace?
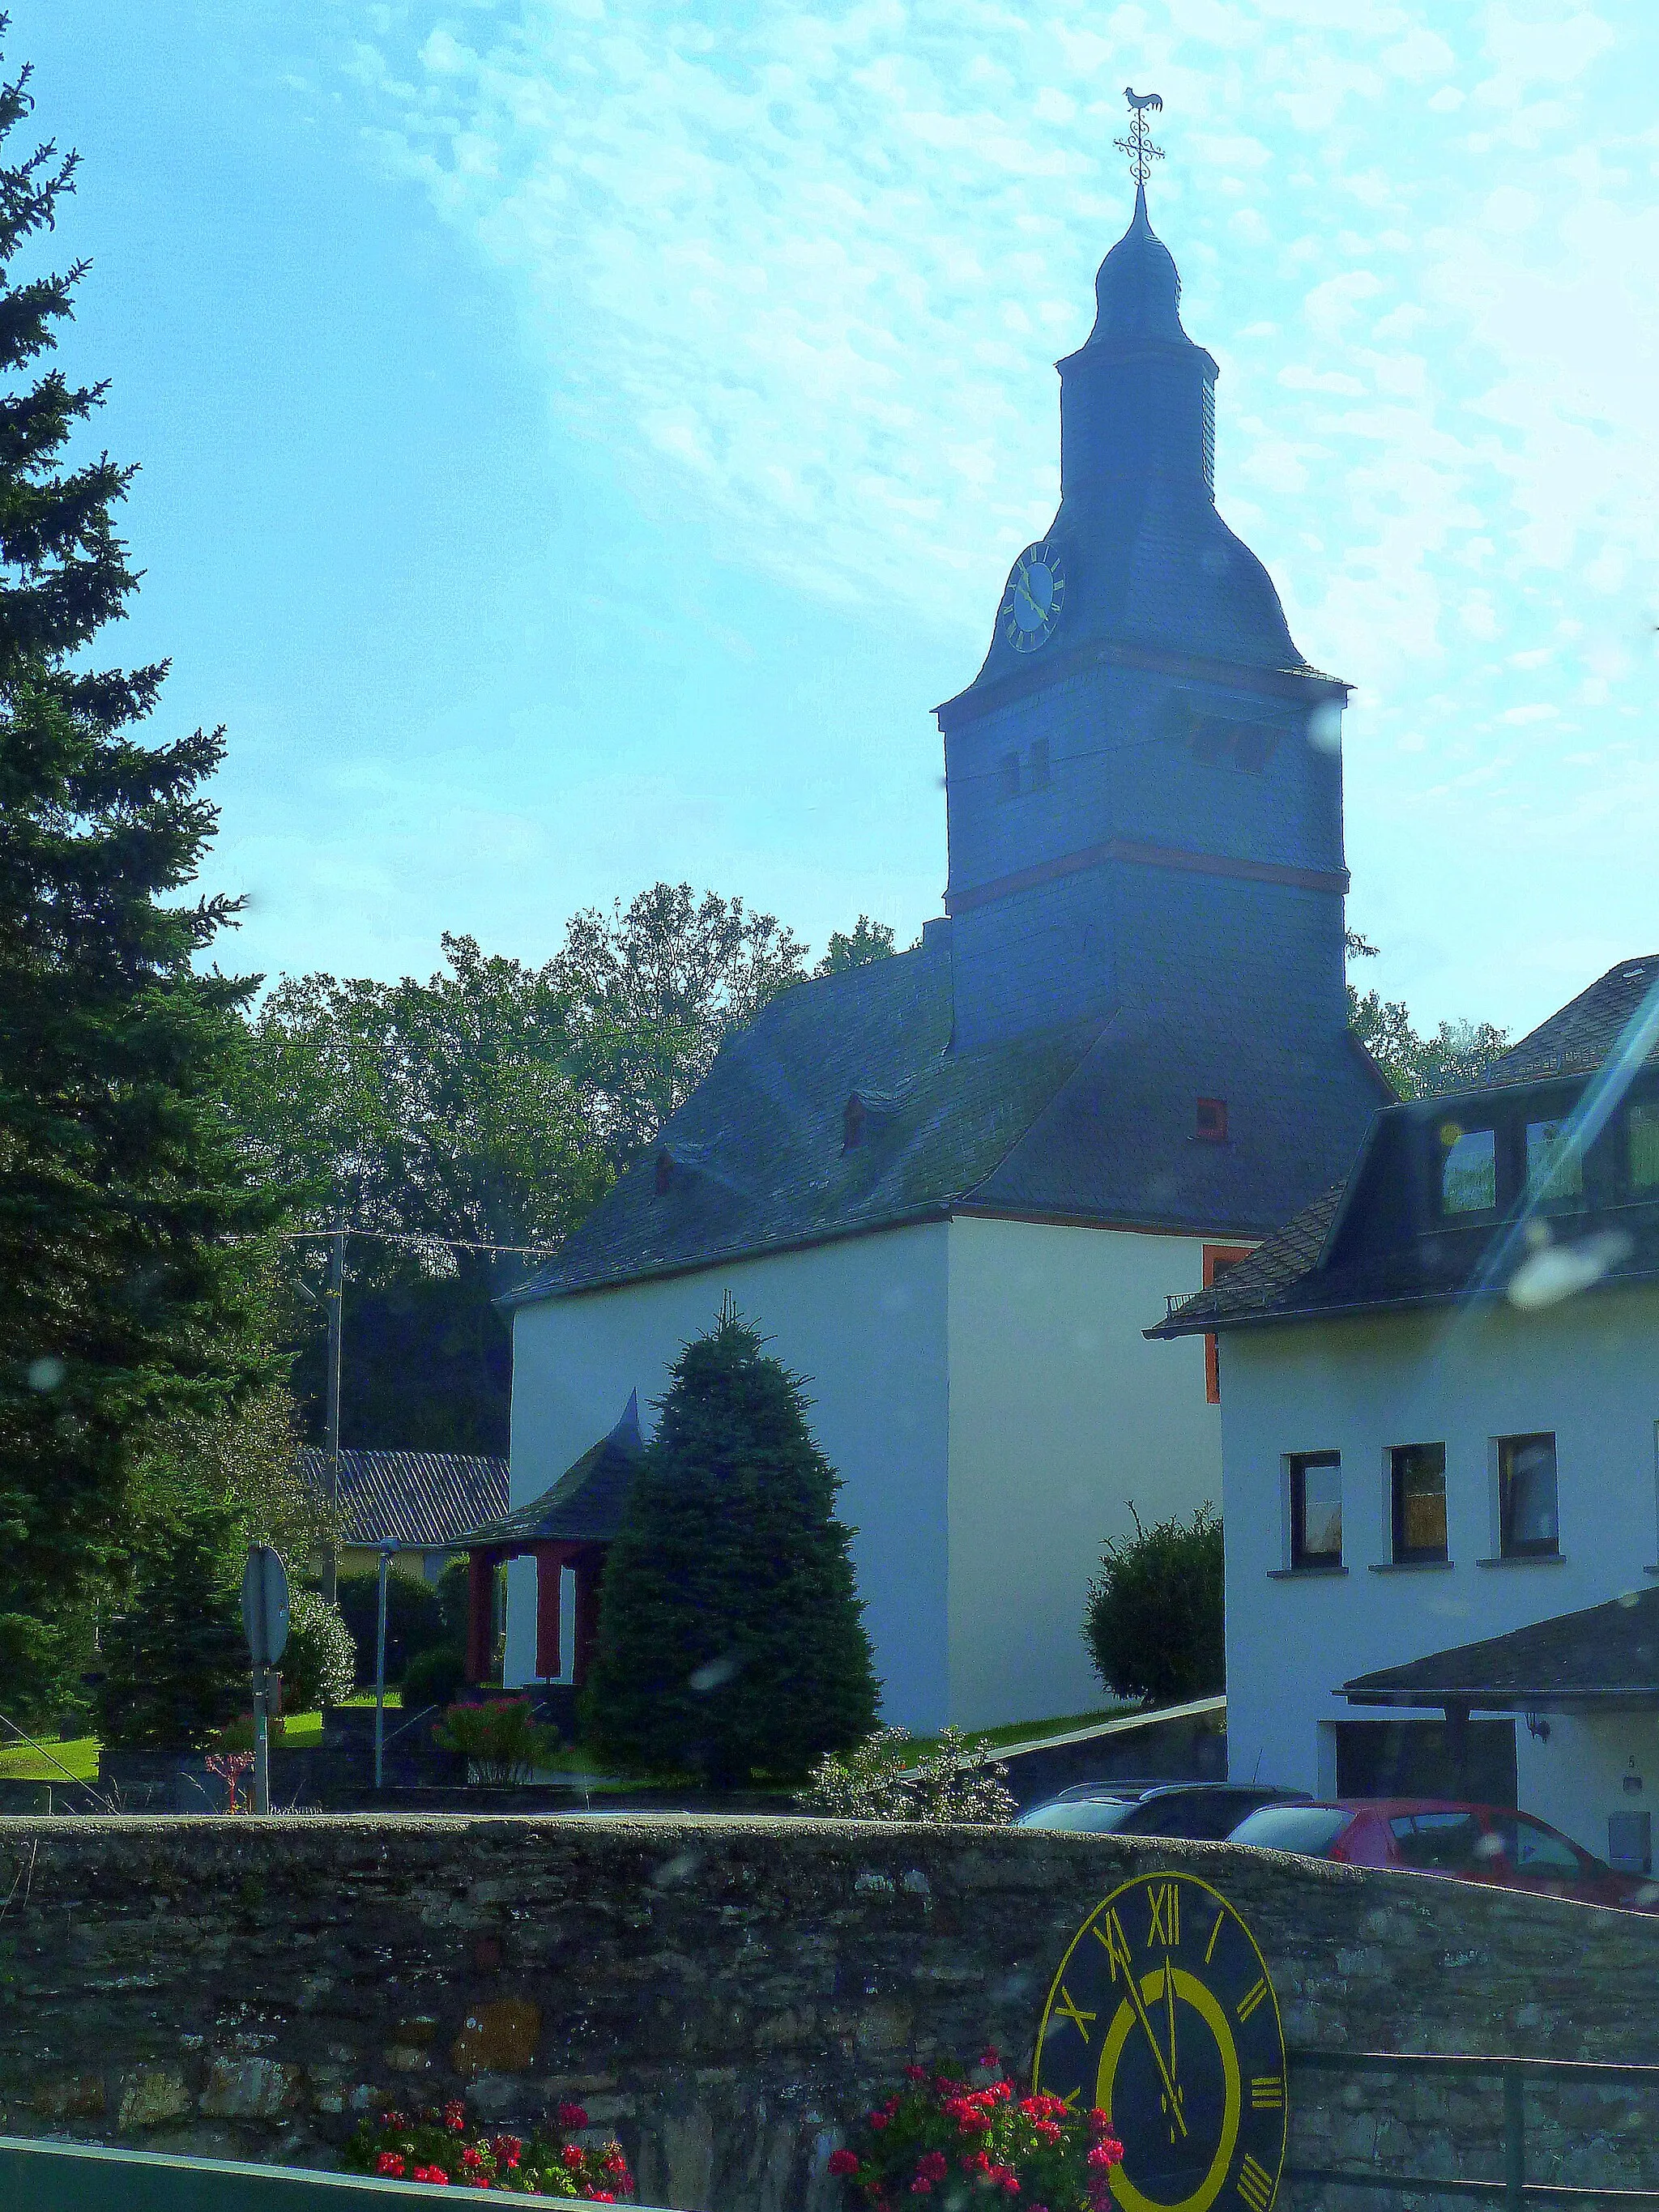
275,1227,559,1258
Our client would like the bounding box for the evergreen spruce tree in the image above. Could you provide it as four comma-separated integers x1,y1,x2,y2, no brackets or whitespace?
0,39,271,1715
93,1488,247,1750
584,1303,879,1786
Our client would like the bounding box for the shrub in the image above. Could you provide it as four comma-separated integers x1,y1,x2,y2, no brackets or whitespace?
798,1726,1015,1825
279,1589,356,1711
402,1642,469,1711
432,1696,559,1784
336,1568,446,1686
437,1556,471,1647
583,1301,878,1786
343,2095,632,2197
94,1490,248,1750
1084,1502,1224,1707
828,2054,1123,2212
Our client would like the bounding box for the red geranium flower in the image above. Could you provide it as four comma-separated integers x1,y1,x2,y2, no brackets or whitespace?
830,2150,861,2176
376,2152,407,2178
558,2101,590,2129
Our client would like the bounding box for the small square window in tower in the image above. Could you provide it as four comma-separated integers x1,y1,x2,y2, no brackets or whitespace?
1195,1097,1228,1144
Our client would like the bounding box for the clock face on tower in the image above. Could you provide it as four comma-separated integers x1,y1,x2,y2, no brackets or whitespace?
1033,1873,1287,2212
999,540,1067,652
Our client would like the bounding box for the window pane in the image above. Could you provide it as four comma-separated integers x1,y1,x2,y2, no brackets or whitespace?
1488,1815,1580,1875
1392,1443,1448,1562
1525,1119,1583,1201
1631,1102,1659,1191
1291,1453,1341,1565
1389,1812,1482,1870
1499,1433,1558,1554
1441,1126,1496,1214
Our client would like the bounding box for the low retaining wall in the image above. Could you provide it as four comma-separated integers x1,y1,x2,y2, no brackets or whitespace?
1,1814,1657,2209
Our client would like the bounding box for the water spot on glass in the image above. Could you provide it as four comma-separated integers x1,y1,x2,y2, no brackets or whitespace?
1508,1230,1631,1311
27,1357,65,1392
689,1652,741,1694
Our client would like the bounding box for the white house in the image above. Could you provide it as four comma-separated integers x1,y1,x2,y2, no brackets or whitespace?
500,163,1386,1733
1154,955,1659,1872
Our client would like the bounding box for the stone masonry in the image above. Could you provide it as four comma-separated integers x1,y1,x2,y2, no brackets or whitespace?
2,1815,1657,2208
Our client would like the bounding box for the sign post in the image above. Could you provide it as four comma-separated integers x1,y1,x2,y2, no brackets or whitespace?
373,1543,395,1792
241,1545,290,1816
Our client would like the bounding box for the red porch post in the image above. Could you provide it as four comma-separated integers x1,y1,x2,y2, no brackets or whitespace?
465,1549,496,1683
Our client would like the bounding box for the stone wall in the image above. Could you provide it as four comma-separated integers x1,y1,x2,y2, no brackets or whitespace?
2,1814,1657,2208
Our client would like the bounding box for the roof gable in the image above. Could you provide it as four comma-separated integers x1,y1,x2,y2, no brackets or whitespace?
298,1449,508,1549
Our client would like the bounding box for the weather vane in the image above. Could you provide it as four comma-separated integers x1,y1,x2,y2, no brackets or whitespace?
1115,87,1164,187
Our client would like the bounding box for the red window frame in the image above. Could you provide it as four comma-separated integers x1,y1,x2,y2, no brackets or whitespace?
1202,1243,1252,1404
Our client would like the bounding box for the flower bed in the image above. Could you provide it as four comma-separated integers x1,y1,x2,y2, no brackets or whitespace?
343,2096,633,2195
828,2054,1124,2212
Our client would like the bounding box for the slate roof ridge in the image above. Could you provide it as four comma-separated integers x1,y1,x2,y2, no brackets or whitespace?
1148,1184,1344,1336
956,1006,1120,1206
1490,953,1659,1082
296,1447,509,1549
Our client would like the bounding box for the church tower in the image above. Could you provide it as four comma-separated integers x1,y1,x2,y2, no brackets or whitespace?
938,110,1354,1076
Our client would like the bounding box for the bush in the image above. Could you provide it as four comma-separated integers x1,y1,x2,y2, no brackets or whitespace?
280,1589,356,1711
343,2094,632,2196
402,1642,469,1711
828,2054,1123,2212
336,1569,446,1687
436,1557,471,1647
1084,1502,1224,1707
95,1490,248,1750
798,1726,1015,1824
432,1696,559,1784
583,1301,878,1786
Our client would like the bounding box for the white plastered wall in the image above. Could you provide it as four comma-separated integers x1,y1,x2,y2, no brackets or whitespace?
1219,1285,1659,1855
505,1223,953,1729
944,1215,1225,1730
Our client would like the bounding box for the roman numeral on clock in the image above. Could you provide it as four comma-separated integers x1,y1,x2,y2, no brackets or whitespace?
1251,2075,1285,2110
1237,2153,1275,2212
1236,1976,1269,2023
1147,1881,1179,1946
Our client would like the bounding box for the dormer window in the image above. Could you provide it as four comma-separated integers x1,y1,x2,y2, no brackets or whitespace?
842,1096,868,1152
1195,1097,1228,1144
653,1150,674,1196
1439,1123,1496,1215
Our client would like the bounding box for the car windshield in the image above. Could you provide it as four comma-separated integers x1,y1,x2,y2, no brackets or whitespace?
1228,1805,1352,1856
1016,1797,1144,1833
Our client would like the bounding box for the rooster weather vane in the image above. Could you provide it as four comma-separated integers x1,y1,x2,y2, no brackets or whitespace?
1116,87,1164,186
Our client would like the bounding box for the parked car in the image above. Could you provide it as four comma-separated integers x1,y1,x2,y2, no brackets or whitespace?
1226,1796,1659,1912
1014,1780,1311,1839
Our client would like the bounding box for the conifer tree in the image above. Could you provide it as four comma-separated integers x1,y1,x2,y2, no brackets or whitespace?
92,1488,247,1750
584,1303,879,1786
0,37,271,1715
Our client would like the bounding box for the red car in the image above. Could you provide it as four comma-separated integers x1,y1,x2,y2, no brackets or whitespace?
1226,1796,1659,1912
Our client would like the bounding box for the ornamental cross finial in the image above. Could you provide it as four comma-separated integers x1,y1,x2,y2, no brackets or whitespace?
1116,87,1164,188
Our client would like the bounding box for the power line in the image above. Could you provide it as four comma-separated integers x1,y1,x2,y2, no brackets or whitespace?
275,1227,560,1259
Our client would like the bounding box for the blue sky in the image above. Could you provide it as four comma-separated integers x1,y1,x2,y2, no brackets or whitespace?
25,0,1657,1036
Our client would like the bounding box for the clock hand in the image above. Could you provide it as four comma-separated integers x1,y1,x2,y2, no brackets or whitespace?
1165,1962,1179,2106
1101,1920,1188,2138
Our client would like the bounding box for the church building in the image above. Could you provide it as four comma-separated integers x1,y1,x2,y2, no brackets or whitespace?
501,142,1388,1732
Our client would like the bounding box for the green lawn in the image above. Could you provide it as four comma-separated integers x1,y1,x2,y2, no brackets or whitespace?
900,1707,1132,1762
0,1734,99,1782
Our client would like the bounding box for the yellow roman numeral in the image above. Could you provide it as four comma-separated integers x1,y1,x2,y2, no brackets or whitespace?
1147,1882,1179,1948
1238,2154,1275,2212
1205,1910,1225,1965
1055,1984,1097,2042
1094,1908,1135,1984
1237,1977,1269,2024
1251,2076,1285,2111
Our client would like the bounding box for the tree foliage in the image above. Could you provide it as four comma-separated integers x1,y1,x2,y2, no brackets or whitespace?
1084,1502,1224,1708
797,1724,1016,1824
814,915,898,977
0,47,274,1715
1346,933,1508,1099
583,1302,879,1785
93,1487,249,1750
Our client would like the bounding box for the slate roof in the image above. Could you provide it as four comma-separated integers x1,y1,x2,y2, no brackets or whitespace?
1152,957,1659,1340
1487,953,1659,1082
508,933,1380,1306
456,1395,642,1552
298,1448,507,1549
1343,1587,1659,1709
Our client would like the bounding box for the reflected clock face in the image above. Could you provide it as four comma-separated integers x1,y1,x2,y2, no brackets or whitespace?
999,540,1066,652
1033,1873,1287,2212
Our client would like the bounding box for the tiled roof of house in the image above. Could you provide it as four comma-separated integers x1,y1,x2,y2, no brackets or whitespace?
1151,957,1659,1340
506,934,1380,1305
1487,954,1659,1082
455,1396,643,1552
298,1448,507,1549
1344,1586,1659,1708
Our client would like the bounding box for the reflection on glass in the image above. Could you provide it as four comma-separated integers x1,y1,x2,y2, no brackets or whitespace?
1290,1452,1341,1567
1630,1101,1659,1192
1441,1126,1496,1214
1392,1443,1448,1563
1525,1119,1583,1202
1499,1432,1559,1556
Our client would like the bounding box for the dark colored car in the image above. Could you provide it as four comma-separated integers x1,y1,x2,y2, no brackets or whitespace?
1226,1796,1659,1912
1014,1779,1311,1839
